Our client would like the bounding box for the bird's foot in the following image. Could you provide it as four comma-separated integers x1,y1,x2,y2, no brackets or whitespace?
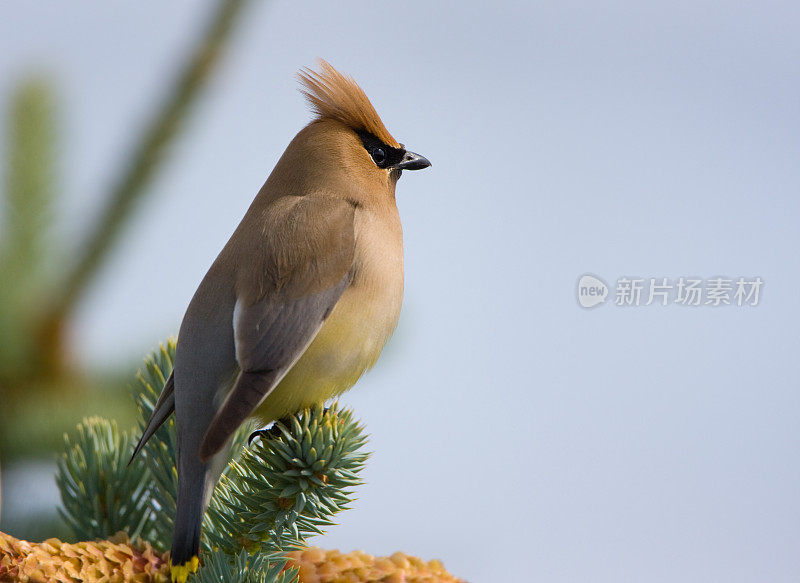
247,408,332,445
248,418,291,445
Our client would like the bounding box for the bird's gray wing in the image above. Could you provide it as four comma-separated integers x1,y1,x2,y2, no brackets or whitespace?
198,195,355,460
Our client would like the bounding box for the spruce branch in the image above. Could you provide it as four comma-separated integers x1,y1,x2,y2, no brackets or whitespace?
43,335,465,582
192,549,294,583
55,342,371,582
55,417,153,541
205,404,369,556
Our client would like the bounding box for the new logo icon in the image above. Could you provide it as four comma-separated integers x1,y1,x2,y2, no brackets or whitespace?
577,274,608,308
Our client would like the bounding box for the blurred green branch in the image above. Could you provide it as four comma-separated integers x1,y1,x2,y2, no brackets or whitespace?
0,0,252,465
47,0,249,325
0,80,55,385
39,0,251,372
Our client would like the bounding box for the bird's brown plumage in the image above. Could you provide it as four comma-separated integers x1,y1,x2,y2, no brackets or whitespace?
197,64,409,459
299,59,400,148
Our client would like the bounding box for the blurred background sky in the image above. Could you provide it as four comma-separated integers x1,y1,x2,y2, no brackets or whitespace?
1,1,800,581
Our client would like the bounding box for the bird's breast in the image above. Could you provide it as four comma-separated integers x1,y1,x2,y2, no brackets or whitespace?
255,204,404,421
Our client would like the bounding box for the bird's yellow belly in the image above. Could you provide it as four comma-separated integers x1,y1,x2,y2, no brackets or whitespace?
254,278,401,422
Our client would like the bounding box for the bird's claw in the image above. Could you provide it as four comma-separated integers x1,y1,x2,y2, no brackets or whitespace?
247,419,289,445
247,429,270,445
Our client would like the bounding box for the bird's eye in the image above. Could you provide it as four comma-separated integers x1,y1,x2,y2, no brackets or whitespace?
371,147,387,167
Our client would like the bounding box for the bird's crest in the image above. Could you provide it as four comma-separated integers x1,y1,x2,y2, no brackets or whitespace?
299,59,400,148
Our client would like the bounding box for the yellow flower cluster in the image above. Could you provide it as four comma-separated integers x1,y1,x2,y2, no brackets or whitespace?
286,547,465,583
0,532,464,583
0,531,168,583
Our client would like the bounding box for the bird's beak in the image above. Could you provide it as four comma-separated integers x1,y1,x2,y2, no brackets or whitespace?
394,150,431,171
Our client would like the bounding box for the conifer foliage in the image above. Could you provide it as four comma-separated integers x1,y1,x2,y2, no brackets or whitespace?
55,340,369,582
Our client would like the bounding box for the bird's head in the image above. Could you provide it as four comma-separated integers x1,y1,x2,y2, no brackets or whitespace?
289,60,430,196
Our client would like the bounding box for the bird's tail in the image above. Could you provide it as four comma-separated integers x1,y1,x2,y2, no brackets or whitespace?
170,459,204,582
170,437,231,583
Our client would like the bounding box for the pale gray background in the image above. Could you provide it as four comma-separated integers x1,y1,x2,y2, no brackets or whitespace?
2,1,799,581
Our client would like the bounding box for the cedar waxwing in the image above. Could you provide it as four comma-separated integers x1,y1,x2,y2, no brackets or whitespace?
130,60,430,582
